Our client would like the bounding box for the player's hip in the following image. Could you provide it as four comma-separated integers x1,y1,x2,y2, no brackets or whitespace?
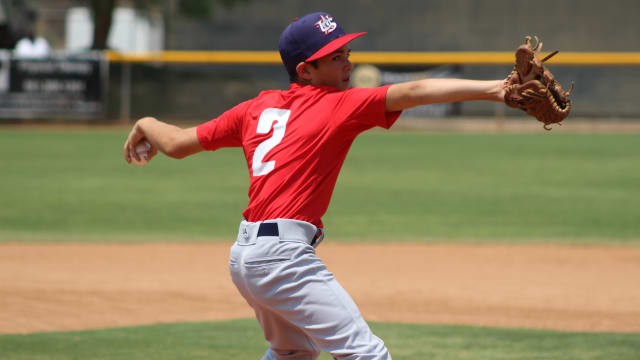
229,219,329,299
230,218,324,270
235,218,324,247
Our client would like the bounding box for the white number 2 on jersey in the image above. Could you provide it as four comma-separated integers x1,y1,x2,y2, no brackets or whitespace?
252,108,290,176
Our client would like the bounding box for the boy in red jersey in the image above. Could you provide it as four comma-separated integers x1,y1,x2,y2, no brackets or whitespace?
124,12,505,360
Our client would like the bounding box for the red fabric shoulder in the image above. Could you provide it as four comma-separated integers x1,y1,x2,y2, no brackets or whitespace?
331,85,402,130
196,100,249,151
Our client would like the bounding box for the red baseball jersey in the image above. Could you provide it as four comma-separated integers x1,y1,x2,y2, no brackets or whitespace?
196,83,401,228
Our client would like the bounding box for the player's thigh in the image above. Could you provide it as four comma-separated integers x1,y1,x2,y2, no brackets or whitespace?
245,245,389,358
255,305,321,359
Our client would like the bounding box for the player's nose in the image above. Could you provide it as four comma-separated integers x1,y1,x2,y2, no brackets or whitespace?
345,59,353,72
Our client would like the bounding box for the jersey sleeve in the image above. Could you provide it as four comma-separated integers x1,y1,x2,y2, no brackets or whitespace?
196,101,248,151
334,85,402,130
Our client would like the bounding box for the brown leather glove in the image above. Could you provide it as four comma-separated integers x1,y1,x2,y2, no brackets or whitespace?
504,36,574,130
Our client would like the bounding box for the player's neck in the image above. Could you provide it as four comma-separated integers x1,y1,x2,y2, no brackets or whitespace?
292,79,342,90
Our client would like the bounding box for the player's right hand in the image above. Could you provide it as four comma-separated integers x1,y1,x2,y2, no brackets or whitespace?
123,121,146,164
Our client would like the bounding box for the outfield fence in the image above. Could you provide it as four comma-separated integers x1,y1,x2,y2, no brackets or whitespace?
3,51,639,122
105,50,640,66
100,50,640,123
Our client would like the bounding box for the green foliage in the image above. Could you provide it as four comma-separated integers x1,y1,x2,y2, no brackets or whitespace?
176,0,250,19
0,130,639,243
178,0,212,19
0,320,638,360
128,0,250,19
130,0,162,10
85,0,251,48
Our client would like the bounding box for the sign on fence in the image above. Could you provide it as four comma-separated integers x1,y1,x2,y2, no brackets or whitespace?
0,51,108,119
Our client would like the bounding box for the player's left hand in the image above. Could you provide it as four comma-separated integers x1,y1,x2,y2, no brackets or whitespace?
503,36,574,130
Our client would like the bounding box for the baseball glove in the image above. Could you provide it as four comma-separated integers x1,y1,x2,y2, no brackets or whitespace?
504,36,574,130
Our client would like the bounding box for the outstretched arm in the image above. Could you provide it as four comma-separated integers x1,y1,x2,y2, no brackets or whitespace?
123,117,203,164
385,78,504,112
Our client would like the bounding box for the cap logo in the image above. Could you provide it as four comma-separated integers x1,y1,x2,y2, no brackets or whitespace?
315,15,337,35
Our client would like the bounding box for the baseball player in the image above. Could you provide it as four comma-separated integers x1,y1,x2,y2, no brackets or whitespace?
124,12,505,360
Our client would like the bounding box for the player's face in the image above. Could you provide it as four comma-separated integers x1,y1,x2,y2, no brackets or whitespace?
308,46,353,90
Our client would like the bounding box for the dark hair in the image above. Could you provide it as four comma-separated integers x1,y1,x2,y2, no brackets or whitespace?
289,60,319,83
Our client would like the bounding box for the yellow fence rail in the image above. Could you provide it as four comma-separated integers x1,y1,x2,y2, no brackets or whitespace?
108,50,640,122
106,50,640,66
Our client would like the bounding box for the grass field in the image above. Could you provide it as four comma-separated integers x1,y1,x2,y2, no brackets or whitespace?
1,319,639,360
1,128,639,359
1,129,639,243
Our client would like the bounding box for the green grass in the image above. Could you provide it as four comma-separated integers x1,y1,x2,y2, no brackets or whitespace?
1,130,639,358
0,319,638,360
1,130,639,243
331,132,640,243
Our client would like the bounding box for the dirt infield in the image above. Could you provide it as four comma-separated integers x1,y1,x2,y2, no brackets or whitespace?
1,243,639,334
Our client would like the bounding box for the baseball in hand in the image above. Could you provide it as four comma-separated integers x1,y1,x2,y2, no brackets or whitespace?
130,140,152,166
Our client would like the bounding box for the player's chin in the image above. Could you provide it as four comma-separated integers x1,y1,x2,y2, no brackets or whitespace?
340,77,350,89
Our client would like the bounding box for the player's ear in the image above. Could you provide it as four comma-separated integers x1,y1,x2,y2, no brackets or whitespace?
296,62,312,82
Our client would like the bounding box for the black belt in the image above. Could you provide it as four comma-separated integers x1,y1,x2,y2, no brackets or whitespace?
257,222,279,237
257,222,320,246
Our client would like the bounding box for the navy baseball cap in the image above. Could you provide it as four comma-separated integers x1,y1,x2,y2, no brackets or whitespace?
278,12,366,79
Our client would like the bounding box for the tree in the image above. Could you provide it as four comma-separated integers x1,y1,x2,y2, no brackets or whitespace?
88,0,249,50
90,0,115,50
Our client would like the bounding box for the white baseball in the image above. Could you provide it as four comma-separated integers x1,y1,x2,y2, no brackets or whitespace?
130,140,151,166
